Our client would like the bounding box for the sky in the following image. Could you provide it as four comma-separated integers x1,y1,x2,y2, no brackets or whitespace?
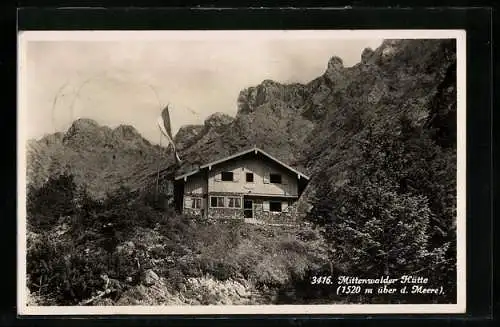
21,32,383,144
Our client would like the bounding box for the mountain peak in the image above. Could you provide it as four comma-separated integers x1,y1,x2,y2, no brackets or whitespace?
378,39,402,60
69,118,100,130
63,118,103,143
113,124,141,140
361,47,375,64
174,124,204,150
324,56,345,81
261,79,279,87
327,56,344,71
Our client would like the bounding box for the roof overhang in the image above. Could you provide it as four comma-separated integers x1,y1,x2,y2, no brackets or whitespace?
174,147,310,181
240,193,299,199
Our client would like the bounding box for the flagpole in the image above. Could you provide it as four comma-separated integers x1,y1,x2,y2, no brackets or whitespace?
155,127,163,200
156,104,182,202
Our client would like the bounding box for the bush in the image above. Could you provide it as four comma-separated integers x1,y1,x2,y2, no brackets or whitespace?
26,175,333,305
27,234,107,304
163,268,186,291
141,188,174,212
203,259,242,281
27,233,146,305
27,172,77,231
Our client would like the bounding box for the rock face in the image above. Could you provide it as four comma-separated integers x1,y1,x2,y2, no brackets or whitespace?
174,125,204,151
237,80,309,115
26,119,164,198
184,276,256,305
297,39,457,204
204,113,234,129
361,47,375,64
143,269,160,286
324,56,344,81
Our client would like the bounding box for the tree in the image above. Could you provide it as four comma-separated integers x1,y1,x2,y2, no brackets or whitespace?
308,123,449,284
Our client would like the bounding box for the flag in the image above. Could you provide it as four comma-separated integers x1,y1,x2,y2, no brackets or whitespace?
161,105,173,138
157,105,182,165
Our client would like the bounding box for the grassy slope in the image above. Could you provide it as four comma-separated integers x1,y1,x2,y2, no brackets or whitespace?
104,221,329,305
27,202,331,306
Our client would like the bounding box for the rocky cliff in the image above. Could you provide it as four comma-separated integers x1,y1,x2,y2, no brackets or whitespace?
27,119,164,198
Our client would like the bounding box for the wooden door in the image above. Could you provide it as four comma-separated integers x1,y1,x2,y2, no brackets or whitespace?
243,199,253,218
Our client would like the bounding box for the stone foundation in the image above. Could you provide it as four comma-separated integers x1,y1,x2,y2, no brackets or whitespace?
184,208,204,218
252,199,299,224
186,193,304,224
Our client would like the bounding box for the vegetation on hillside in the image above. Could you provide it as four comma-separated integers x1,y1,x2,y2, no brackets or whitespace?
25,39,458,305
26,173,332,305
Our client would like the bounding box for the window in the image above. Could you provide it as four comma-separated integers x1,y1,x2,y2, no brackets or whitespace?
269,173,282,184
184,196,192,209
221,172,234,181
227,197,242,208
269,201,282,212
191,198,202,209
210,196,225,208
246,173,254,183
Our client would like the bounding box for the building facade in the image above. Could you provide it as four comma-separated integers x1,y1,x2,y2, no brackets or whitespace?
173,147,310,223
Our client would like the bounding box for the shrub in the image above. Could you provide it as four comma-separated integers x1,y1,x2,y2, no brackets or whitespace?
26,177,335,305
27,234,107,304
163,268,186,291
141,188,174,212
27,233,145,305
26,183,166,305
210,260,242,281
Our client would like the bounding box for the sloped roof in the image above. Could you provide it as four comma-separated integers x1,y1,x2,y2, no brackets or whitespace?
174,146,310,181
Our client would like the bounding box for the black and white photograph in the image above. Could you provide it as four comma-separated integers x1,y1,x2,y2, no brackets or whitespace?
17,30,466,315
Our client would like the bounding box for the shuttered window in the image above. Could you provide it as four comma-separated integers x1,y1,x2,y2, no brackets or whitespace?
184,196,192,209
282,201,289,212
263,172,270,184
263,201,270,211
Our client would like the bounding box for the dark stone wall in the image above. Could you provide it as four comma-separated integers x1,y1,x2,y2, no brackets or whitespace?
207,207,245,220
252,199,299,224
182,191,304,224
206,192,245,220
184,207,204,218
